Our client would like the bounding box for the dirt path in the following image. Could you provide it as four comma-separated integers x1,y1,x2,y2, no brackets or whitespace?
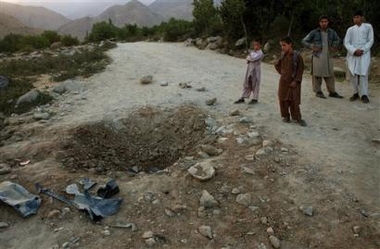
54,42,380,208
1,42,379,249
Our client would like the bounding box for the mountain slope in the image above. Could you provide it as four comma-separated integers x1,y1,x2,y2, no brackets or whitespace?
149,0,193,21
57,17,94,41
0,13,43,39
96,0,164,27
0,2,70,30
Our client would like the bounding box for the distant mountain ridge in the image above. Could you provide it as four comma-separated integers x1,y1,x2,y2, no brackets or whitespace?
0,2,70,30
0,13,43,39
149,0,193,21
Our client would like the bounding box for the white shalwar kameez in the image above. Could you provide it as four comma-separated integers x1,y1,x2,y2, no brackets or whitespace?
344,23,374,96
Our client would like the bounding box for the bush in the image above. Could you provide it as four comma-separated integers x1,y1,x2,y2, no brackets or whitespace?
61,35,79,46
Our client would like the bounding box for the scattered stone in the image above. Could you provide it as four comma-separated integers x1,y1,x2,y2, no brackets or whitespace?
361,209,369,217
262,140,272,147
160,81,169,86
255,148,266,156
47,209,61,219
165,208,175,217
8,174,17,180
274,157,281,163
172,204,187,213
16,89,40,106
281,147,288,153
33,112,50,121
241,166,255,175
240,117,252,123
236,193,252,207
266,227,274,235
248,131,260,138
200,190,219,208
244,154,254,161
140,75,153,84
231,188,240,195
257,243,268,249
205,98,217,106
52,79,84,94
110,222,138,231
61,242,70,249
200,144,221,156
188,161,215,181
142,231,154,239
0,222,9,228
196,87,206,92
179,82,192,88
145,238,157,246
230,109,240,116
260,217,268,224
372,138,380,143
102,230,111,236
299,205,314,216
198,225,213,239
0,163,11,175
197,151,210,159
269,235,281,248
352,225,361,235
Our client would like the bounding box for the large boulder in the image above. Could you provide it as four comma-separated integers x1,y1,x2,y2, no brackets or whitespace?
16,89,41,106
52,79,85,94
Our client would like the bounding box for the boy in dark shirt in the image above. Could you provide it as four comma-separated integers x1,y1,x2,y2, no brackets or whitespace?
274,36,307,126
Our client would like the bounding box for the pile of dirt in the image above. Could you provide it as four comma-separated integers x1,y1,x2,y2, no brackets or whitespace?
58,105,208,173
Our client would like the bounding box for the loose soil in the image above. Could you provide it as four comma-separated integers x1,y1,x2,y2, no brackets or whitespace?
0,42,379,249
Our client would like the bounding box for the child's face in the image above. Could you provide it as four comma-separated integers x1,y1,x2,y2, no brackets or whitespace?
252,42,261,50
280,41,292,53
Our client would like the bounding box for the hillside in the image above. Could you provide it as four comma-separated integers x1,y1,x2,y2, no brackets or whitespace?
0,13,43,39
0,2,70,30
96,0,164,27
57,17,95,41
149,0,193,21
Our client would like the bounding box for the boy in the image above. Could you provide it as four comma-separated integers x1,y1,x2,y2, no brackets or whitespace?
274,36,307,126
234,40,264,104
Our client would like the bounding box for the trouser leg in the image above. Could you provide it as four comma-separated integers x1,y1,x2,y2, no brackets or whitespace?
280,100,290,118
359,75,369,96
312,76,322,93
241,77,253,98
350,73,359,94
251,80,260,100
324,76,336,93
290,102,301,121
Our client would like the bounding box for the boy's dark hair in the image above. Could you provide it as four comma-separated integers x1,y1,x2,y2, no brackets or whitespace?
319,15,329,21
280,36,293,44
354,10,364,16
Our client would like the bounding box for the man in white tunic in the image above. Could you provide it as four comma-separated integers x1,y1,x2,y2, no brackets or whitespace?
344,10,374,103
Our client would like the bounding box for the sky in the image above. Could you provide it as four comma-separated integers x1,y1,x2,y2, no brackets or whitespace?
0,0,157,19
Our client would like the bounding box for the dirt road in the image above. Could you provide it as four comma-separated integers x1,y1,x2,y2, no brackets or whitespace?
0,42,379,249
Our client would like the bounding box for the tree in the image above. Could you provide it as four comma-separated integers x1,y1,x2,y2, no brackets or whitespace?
192,0,219,36
219,0,246,42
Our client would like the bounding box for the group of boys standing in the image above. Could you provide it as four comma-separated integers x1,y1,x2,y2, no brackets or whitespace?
234,10,374,127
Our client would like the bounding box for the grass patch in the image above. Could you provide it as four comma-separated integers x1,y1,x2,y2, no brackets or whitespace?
0,44,114,116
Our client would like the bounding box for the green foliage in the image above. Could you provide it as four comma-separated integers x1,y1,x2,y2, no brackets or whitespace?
41,30,61,44
87,21,119,42
0,78,34,115
161,18,194,42
219,0,246,40
61,35,79,46
192,0,221,36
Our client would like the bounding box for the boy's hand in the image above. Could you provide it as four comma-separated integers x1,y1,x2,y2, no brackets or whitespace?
290,81,297,88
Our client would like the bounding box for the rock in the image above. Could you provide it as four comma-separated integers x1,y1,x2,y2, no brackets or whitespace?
0,222,9,228
248,131,260,138
266,227,274,235
33,112,50,121
142,231,154,239
257,243,268,249
255,148,266,156
230,109,240,116
281,147,288,153
372,138,380,143
352,225,361,235
200,190,219,208
0,75,10,90
140,75,153,84
260,217,268,224
262,140,272,147
0,163,11,175
236,193,252,207
50,42,63,50
196,87,206,92
188,161,215,181
62,242,70,249
235,37,247,47
165,208,175,217
145,238,156,246
185,38,195,47
269,235,281,248
200,144,221,156
240,117,252,123
102,230,111,236
16,89,40,106
198,225,213,239
197,151,210,159
160,81,169,86
47,209,61,219
52,79,85,94
205,98,217,106
299,205,314,216
179,82,191,88
241,166,255,175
